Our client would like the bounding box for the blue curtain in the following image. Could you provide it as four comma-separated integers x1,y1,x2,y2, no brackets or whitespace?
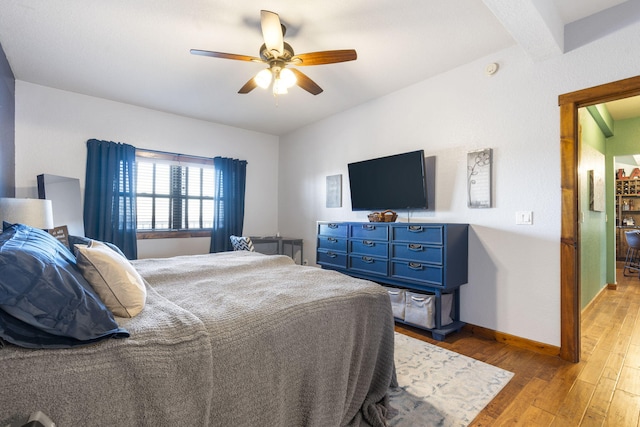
83,139,138,260
210,157,247,253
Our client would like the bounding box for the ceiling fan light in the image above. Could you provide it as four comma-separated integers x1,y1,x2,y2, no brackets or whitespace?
254,69,273,89
273,78,288,95
279,68,297,88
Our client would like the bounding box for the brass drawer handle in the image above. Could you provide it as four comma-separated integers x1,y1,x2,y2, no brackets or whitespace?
408,244,423,251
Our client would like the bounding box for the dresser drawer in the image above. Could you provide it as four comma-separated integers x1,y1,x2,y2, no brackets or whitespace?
317,250,347,269
391,224,443,245
349,255,388,276
350,223,389,241
318,222,348,238
350,239,388,258
390,261,443,286
391,243,442,264
317,236,347,252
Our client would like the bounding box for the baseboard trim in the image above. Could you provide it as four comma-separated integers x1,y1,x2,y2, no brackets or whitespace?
462,323,560,357
460,284,613,359
582,284,613,318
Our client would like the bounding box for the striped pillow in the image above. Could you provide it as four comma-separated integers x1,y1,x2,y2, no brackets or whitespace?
230,235,255,252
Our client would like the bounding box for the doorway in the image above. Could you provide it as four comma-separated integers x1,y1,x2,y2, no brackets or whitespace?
559,75,640,362
614,157,640,263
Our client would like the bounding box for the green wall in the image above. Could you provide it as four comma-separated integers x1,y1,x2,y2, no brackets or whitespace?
607,117,640,154
579,109,607,309
580,109,640,310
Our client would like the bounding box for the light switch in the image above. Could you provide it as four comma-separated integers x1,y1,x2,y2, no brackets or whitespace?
516,211,533,225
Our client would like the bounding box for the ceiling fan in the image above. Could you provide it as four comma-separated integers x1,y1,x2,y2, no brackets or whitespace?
190,10,357,96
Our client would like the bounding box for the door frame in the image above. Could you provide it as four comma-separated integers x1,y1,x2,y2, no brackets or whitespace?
559,75,640,362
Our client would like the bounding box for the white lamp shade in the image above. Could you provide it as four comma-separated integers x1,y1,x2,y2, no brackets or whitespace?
279,68,297,89
0,198,55,229
254,69,273,89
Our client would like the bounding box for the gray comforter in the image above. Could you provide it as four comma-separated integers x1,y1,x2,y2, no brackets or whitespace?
0,251,395,427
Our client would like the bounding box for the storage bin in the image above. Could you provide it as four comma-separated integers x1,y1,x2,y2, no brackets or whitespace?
384,287,406,320
405,291,435,329
404,291,454,329
440,293,453,326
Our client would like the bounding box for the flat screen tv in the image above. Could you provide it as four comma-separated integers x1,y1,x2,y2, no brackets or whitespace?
348,150,428,211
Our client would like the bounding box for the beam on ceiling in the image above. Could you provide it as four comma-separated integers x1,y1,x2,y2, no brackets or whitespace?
483,0,563,61
565,1,640,53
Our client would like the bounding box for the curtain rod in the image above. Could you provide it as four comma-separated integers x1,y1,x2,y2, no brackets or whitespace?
135,148,247,165
135,147,214,162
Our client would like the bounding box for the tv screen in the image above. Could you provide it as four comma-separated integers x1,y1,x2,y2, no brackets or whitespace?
348,150,428,211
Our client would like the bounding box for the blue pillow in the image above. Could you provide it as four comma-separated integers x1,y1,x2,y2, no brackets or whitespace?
0,223,129,348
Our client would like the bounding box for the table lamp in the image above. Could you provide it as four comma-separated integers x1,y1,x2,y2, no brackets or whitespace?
0,198,54,229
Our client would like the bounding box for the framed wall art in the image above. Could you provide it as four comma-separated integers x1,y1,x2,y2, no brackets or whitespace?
589,169,605,212
467,148,492,208
326,174,342,208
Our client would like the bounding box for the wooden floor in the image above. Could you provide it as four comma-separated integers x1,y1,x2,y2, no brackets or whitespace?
395,265,640,426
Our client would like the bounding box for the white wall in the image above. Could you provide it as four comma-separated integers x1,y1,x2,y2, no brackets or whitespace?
14,82,279,258
278,21,640,347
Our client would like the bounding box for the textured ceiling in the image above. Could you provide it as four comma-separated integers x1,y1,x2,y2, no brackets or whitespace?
0,0,634,135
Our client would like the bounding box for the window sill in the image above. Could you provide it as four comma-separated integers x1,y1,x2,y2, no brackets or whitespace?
137,230,211,240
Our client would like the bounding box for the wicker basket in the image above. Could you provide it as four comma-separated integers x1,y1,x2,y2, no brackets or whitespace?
367,210,398,222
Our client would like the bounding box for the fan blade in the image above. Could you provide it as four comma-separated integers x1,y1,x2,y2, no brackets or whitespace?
290,49,357,66
238,77,258,94
261,10,284,58
190,49,263,63
290,69,323,95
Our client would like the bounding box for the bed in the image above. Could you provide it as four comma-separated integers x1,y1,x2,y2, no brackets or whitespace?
0,225,395,427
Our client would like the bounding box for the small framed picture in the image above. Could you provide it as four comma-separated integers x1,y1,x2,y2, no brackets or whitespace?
467,148,492,208
326,174,342,208
589,169,605,212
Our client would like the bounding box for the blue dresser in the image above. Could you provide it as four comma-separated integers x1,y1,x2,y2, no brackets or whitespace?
317,221,468,340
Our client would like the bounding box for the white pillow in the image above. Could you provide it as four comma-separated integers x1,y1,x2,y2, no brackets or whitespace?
75,240,146,318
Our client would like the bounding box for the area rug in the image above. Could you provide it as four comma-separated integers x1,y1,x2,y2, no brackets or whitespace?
387,332,514,427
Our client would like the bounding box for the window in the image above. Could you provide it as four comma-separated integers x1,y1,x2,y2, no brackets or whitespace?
135,150,214,236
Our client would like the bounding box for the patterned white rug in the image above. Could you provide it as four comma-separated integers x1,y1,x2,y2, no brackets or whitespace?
388,332,514,427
